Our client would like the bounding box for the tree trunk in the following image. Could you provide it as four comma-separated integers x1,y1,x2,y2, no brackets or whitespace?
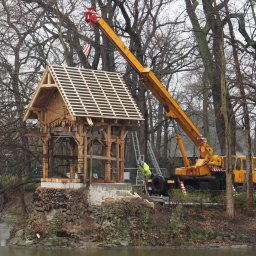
202,71,210,144
185,0,235,216
225,5,254,206
116,1,147,156
163,118,170,167
184,0,236,155
98,0,116,71
147,93,155,146
155,104,163,162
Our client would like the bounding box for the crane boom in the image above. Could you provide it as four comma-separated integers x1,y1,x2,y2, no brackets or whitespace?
84,7,224,180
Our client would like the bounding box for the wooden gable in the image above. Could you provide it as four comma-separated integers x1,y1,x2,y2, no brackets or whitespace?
23,67,72,126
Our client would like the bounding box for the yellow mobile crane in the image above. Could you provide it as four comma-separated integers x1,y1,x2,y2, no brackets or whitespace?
84,7,224,190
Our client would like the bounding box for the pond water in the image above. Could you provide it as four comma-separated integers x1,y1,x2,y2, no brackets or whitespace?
0,222,11,246
0,247,255,256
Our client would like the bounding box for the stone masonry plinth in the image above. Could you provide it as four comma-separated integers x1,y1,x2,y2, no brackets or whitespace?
88,183,133,205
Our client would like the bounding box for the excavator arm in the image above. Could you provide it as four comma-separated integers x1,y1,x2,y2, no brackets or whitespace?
84,7,223,176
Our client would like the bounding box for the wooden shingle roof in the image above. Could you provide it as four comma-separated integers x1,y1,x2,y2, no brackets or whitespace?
24,65,144,121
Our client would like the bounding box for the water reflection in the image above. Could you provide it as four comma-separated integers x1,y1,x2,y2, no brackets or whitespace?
0,223,11,246
0,247,255,256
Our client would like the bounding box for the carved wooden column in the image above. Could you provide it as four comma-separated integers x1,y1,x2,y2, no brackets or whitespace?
48,137,54,178
104,125,112,181
41,133,51,179
119,130,128,182
69,138,75,179
75,123,84,174
83,130,88,183
116,137,120,182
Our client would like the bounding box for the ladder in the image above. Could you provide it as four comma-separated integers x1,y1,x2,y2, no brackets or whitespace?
131,131,144,165
130,131,146,192
147,140,162,176
131,131,162,196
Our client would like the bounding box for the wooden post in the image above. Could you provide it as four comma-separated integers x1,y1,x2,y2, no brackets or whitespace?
48,137,54,178
83,130,88,183
42,133,51,179
116,137,120,182
76,123,84,174
120,130,128,182
105,125,112,181
70,138,75,179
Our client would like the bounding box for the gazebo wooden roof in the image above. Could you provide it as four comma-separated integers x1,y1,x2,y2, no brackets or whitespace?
24,65,143,122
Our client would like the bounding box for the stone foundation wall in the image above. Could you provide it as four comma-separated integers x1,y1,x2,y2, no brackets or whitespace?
88,183,133,205
8,187,156,248
8,187,96,247
32,187,89,222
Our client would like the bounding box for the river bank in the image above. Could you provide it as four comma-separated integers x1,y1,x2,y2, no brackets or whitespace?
1,187,256,249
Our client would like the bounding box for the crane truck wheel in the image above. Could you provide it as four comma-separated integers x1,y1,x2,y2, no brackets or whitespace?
151,175,165,195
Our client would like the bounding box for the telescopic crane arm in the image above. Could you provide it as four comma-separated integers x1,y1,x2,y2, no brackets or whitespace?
84,7,222,171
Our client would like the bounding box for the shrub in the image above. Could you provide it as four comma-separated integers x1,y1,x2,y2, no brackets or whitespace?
0,175,18,189
26,213,48,236
234,193,247,207
49,211,65,235
189,228,217,241
169,205,185,236
24,182,40,192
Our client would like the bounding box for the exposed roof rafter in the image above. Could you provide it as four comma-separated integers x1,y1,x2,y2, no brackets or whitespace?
23,65,144,122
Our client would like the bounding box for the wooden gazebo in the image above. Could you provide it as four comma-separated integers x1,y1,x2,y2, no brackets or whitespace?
23,65,143,185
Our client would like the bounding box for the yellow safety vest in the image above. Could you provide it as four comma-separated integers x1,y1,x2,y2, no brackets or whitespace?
138,163,151,178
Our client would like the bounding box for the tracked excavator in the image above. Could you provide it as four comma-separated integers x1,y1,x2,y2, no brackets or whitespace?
84,7,225,190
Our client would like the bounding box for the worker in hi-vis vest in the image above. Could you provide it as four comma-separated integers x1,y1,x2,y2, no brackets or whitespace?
138,161,152,178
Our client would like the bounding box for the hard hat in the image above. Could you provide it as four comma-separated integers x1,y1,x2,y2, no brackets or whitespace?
140,160,144,166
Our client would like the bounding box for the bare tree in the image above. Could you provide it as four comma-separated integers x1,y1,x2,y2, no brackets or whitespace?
225,2,254,205
184,0,236,217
